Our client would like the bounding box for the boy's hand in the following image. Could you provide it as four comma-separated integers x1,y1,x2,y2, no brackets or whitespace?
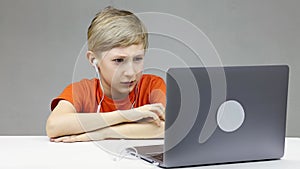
50,128,107,143
50,133,91,143
118,103,165,126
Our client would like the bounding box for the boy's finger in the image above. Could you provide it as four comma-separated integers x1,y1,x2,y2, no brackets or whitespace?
150,106,165,120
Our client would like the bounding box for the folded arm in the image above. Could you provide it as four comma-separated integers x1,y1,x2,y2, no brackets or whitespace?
50,121,164,143
46,100,165,138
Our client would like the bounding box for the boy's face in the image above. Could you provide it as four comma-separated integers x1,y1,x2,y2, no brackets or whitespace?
98,44,145,99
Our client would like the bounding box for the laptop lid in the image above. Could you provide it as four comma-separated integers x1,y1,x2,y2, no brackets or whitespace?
162,65,289,168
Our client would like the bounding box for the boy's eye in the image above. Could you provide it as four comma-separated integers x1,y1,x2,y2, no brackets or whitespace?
134,57,143,62
113,58,124,63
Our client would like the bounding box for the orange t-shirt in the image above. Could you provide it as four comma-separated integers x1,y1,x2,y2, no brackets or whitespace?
51,74,166,113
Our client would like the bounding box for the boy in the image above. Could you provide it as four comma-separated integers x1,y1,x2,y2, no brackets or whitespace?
46,6,166,143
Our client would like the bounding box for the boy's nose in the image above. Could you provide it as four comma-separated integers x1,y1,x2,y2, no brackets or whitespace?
124,63,136,76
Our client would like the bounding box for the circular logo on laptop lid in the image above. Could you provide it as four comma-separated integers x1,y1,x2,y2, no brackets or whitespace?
217,100,245,132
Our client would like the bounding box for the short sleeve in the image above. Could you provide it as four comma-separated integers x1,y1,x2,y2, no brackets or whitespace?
50,83,83,112
149,76,166,107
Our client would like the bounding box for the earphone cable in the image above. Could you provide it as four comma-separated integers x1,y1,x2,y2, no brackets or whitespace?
94,64,104,113
94,62,139,112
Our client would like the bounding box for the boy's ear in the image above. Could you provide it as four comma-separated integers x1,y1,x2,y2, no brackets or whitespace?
86,51,97,66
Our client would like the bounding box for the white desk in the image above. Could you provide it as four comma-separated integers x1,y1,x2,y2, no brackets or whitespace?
0,137,299,169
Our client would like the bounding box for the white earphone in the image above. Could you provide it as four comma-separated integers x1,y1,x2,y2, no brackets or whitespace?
92,59,99,73
92,58,98,65
92,58,104,113
92,58,137,113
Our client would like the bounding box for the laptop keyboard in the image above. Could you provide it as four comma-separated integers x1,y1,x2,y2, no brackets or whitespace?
150,153,164,161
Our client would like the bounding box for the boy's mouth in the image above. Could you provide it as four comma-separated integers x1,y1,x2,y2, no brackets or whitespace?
120,80,136,86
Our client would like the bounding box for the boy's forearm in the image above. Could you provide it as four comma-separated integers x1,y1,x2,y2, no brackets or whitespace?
108,122,164,139
46,111,127,138
49,121,165,143
87,122,165,140
47,101,164,139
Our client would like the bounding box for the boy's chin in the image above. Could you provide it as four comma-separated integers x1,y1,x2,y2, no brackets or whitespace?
117,86,135,95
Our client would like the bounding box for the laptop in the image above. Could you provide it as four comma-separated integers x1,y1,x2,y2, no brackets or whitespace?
127,65,289,168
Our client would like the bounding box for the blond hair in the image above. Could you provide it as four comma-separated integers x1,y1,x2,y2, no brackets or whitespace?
87,6,148,55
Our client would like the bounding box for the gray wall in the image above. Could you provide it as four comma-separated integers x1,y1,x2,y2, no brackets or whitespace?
0,0,299,136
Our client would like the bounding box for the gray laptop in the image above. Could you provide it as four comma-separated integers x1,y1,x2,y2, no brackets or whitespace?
127,65,289,168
